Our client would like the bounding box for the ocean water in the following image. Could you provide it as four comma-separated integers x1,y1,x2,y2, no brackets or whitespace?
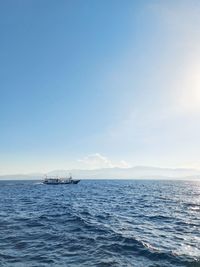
0,180,200,267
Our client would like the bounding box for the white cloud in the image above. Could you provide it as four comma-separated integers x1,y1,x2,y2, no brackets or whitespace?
78,153,131,170
118,160,131,168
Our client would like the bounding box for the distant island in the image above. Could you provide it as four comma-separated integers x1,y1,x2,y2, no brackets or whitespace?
1,166,200,180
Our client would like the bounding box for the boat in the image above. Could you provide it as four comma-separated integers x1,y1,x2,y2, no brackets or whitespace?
43,175,80,185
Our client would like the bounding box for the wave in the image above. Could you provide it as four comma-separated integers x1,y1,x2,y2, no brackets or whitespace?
0,180,200,267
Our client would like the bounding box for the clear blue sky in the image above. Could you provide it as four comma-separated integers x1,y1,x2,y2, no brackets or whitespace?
1,0,200,174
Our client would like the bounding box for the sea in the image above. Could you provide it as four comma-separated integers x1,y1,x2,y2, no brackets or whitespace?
0,179,200,267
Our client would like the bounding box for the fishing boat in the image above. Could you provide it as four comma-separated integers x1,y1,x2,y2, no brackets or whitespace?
43,175,80,185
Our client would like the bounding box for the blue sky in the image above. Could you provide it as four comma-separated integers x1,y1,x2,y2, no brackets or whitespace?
1,0,200,174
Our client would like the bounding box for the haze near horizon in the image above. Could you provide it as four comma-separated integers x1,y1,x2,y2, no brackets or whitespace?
1,0,200,175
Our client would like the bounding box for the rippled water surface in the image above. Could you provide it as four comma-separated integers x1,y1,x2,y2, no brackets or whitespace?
0,179,200,267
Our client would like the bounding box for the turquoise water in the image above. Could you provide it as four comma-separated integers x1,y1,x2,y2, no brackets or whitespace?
0,180,200,266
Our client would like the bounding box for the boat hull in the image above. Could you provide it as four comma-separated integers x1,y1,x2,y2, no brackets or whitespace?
43,179,80,185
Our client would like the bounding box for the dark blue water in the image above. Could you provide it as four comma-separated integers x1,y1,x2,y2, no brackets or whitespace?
0,180,200,267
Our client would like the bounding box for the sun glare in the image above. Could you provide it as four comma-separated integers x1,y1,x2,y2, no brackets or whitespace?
177,64,200,113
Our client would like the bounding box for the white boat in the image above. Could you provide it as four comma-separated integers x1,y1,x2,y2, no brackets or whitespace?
43,175,80,185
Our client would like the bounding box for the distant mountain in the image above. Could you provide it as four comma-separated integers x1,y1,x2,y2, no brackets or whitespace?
0,174,42,180
48,166,200,180
1,166,199,180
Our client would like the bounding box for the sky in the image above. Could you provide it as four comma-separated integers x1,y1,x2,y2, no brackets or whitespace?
1,0,200,174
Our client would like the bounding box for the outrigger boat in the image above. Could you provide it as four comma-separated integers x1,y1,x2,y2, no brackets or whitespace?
43,175,80,185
